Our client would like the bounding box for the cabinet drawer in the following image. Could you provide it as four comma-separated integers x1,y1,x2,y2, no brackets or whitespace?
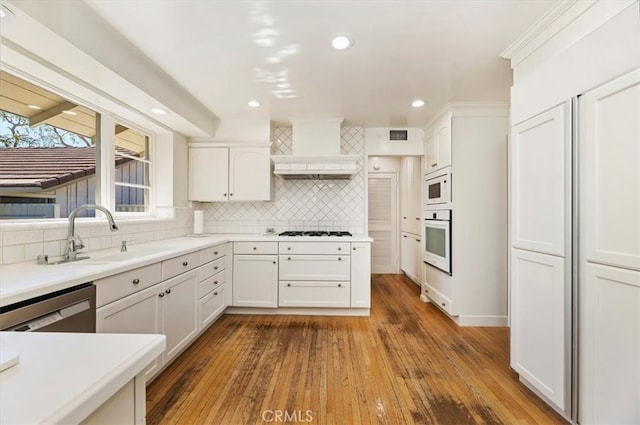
199,269,226,298
233,241,278,254
279,281,350,307
162,251,200,280
423,283,453,315
200,256,226,281
279,242,349,255
279,255,350,281
199,283,227,330
200,244,229,265
95,263,162,307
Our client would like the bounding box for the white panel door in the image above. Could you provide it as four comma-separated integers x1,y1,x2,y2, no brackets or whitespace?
581,69,640,271
510,248,567,411
188,147,228,201
232,255,278,307
511,104,569,256
229,147,271,201
580,263,640,424
368,173,398,274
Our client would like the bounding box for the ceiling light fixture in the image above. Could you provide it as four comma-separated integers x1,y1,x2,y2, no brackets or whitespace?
248,100,261,108
331,34,353,50
62,110,77,116
151,108,167,115
27,105,42,110
411,99,426,108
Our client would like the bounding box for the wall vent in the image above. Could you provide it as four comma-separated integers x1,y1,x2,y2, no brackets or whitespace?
389,130,408,141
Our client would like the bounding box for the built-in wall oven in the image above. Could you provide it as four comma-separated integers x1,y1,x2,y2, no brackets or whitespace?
424,167,452,208
423,209,452,275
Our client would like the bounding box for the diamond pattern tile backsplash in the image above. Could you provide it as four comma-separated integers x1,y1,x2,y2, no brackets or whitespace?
203,127,366,234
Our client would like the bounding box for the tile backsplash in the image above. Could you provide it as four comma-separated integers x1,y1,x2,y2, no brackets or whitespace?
202,127,366,234
0,208,193,265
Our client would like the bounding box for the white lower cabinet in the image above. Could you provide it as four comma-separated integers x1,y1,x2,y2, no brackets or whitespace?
510,248,568,411
97,270,198,380
232,254,278,307
580,263,640,425
279,281,350,307
400,232,421,284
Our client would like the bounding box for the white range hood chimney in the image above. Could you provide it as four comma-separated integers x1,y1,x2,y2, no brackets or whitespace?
271,118,360,179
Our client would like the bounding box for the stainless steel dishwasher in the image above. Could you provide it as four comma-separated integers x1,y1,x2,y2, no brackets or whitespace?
0,283,96,332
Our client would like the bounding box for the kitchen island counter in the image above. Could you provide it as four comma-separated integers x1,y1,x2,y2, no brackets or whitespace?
0,331,165,424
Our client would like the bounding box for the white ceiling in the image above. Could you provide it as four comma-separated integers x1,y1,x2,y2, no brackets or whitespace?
83,1,555,128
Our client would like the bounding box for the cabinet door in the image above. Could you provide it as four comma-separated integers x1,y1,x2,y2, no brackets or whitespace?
413,235,422,285
425,132,438,173
229,147,271,201
400,158,411,233
580,69,640,270
409,157,422,235
350,243,371,308
96,284,162,380
510,248,568,411
232,255,278,307
579,263,640,424
199,283,227,330
188,147,229,201
511,104,569,256
435,115,451,169
161,270,199,362
400,232,417,282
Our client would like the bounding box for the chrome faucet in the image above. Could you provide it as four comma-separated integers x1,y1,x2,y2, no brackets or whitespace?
65,204,119,261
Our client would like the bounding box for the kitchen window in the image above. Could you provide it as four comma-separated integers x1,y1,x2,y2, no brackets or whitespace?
0,71,153,220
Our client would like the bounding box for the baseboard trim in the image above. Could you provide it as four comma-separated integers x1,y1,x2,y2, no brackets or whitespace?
454,315,508,327
225,307,370,317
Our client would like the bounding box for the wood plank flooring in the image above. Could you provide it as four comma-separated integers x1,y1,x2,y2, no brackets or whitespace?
146,274,567,424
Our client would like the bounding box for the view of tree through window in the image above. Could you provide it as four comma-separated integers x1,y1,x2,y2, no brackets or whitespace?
0,72,151,220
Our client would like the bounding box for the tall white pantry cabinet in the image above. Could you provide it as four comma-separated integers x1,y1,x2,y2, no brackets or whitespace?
504,1,640,422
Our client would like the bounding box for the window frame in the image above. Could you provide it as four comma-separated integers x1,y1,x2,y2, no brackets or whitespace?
0,71,157,222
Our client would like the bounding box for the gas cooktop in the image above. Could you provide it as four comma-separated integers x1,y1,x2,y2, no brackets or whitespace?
278,231,353,237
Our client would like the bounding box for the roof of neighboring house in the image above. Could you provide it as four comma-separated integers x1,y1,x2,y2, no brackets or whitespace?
0,147,138,191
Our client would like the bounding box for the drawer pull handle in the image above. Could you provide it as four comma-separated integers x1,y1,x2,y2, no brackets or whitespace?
132,278,140,284
353,247,356,251
214,281,219,285
287,257,291,260
338,257,342,261
182,261,188,266
441,302,446,307
159,292,165,298
431,163,437,167
287,247,291,251
223,193,227,197
230,193,234,196
165,289,172,294
214,251,218,255
287,283,291,287
214,266,218,270
338,247,342,251
214,291,219,296
403,235,408,238
338,283,342,287
272,261,276,264
253,247,257,250
416,239,421,242
415,217,420,221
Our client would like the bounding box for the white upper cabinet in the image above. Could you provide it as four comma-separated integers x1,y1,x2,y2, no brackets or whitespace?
511,104,569,257
188,144,272,202
580,69,640,271
425,113,452,174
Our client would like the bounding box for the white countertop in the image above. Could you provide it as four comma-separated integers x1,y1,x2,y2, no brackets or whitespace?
0,332,165,424
0,234,373,307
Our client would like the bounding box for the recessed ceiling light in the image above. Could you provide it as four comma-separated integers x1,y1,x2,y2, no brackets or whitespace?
62,110,77,116
248,100,261,108
27,105,42,110
331,35,353,50
411,99,426,108
151,108,167,115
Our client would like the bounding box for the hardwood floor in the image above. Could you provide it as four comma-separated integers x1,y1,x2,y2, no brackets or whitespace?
146,274,567,424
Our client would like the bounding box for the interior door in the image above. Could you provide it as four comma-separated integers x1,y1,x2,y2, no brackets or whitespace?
368,173,398,274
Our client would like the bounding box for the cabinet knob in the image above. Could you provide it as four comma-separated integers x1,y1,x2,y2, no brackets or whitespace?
403,216,407,219
223,193,227,197
214,251,218,255
253,247,257,250
287,247,291,251
132,278,140,284
214,266,218,270
230,193,234,196
287,283,291,287
431,163,437,167
214,280,219,285
415,217,420,221
159,292,165,298
353,247,356,251
287,257,291,260
338,247,342,251
213,291,219,296
165,289,172,294
416,239,421,242
272,261,276,264
403,235,408,238
441,302,446,307
182,261,188,266
338,257,342,261
338,283,342,287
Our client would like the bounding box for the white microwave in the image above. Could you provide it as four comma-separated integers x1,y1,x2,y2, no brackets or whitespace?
424,167,452,207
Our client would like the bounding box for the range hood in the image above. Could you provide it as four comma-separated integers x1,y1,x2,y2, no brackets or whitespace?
271,119,360,179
